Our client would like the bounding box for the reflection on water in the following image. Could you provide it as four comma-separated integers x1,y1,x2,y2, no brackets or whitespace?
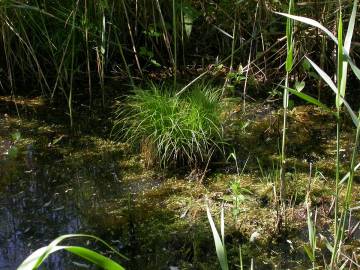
0,149,126,269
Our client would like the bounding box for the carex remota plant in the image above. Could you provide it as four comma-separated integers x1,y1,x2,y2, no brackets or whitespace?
112,82,226,169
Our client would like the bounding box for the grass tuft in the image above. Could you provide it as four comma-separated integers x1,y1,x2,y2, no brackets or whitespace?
112,83,226,169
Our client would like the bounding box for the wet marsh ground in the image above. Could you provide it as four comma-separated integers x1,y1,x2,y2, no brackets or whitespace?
0,94,360,269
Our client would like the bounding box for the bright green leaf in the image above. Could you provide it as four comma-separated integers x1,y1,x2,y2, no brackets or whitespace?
275,12,337,44
206,205,229,270
17,234,127,270
284,86,332,113
294,80,305,92
304,244,315,262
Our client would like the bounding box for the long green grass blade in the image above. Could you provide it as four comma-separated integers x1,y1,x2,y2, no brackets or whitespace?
18,234,127,270
18,246,124,270
275,12,337,44
306,57,358,127
340,0,359,88
306,57,337,94
340,162,360,185
286,46,293,73
277,3,359,81
344,0,358,51
342,100,359,128
347,57,360,81
18,246,64,270
206,205,229,270
337,12,344,108
221,206,225,244
65,246,124,270
284,86,332,113
285,0,294,73
304,244,315,262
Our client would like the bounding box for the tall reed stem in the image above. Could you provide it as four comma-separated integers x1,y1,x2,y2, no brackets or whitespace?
331,10,343,266
68,0,79,128
242,2,258,113
279,0,294,227
172,0,177,89
121,0,143,77
84,0,92,110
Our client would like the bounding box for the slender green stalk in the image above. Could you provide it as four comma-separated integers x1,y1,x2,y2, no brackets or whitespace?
1,24,20,118
340,111,360,234
239,245,243,270
100,8,106,108
277,1,359,266
114,29,135,89
279,0,294,228
155,0,174,67
242,2,259,113
68,0,79,128
84,0,92,109
222,14,237,96
172,0,177,89
230,16,236,74
121,0,143,77
332,113,360,267
180,0,185,66
305,175,317,269
331,9,343,267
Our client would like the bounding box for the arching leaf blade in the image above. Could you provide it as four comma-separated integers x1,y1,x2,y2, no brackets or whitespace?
275,12,337,44
306,57,338,95
283,86,332,113
18,246,125,270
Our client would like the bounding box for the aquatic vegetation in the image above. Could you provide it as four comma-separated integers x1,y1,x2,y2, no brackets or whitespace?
17,234,127,270
2,0,359,123
112,83,225,168
277,0,360,267
2,0,360,269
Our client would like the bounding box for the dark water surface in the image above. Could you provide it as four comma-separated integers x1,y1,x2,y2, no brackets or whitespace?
0,96,171,269
0,145,129,269
0,96,196,270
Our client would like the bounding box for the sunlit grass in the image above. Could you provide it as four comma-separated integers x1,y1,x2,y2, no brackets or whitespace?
277,0,360,267
17,234,127,270
112,83,225,168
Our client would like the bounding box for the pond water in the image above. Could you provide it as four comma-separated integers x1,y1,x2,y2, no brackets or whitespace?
1,98,359,270
0,105,206,270
0,143,125,269
0,101,175,269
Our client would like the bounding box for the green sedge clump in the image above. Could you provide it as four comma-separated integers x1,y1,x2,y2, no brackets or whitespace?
112,83,225,169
